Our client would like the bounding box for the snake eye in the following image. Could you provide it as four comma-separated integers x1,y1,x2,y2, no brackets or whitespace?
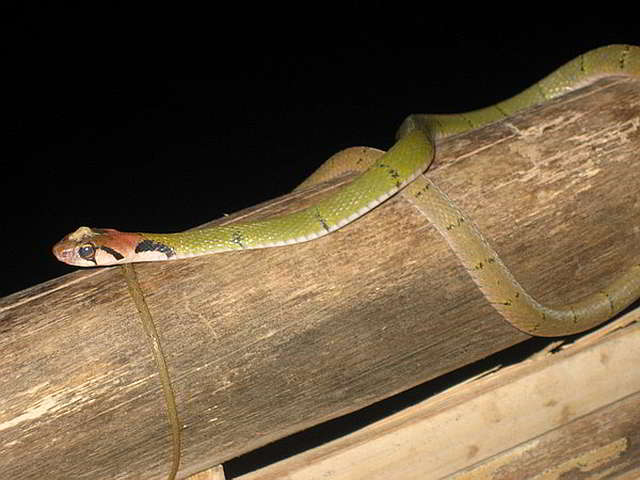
78,243,96,261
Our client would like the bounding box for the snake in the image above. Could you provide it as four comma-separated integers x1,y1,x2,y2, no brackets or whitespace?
54,43,640,338
52,45,640,480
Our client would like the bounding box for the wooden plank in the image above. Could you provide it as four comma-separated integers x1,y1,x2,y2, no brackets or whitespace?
453,392,640,479
235,311,640,479
0,77,639,479
187,465,225,480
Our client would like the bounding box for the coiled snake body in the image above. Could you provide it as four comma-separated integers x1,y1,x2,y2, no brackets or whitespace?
54,44,640,337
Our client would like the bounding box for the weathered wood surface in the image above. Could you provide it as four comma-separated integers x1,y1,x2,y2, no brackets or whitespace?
234,311,640,480
1,77,639,480
188,465,225,480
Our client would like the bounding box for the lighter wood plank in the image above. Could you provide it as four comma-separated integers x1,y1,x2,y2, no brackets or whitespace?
236,312,640,479
187,465,225,480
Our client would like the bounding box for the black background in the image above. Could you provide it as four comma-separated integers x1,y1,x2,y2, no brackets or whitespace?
2,8,638,476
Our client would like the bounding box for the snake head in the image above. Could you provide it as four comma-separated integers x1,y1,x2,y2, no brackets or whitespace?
52,226,141,267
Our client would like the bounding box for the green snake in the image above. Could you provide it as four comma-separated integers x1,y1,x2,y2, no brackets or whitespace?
53,44,640,337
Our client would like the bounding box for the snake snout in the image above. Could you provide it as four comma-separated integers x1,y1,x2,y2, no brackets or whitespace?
52,242,73,264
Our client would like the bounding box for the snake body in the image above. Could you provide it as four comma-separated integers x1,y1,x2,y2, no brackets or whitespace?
54,44,640,336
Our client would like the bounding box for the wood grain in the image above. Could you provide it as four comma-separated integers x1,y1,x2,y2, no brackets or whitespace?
233,312,640,480
0,77,638,479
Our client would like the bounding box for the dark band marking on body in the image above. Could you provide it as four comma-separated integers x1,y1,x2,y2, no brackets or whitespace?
314,208,330,232
413,183,430,199
100,245,124,260
135,239,176,258
493,298,513,307
619,46,631,70
377,162,402,187
460,114,476,129
494,103,509,118
231,231,246,249
446,217,465,230
599,290,615,314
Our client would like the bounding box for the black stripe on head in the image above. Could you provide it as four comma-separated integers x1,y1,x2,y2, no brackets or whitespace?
99,245,124,260
135,239,176,258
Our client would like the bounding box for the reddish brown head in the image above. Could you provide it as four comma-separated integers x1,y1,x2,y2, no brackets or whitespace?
53,227,143,266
